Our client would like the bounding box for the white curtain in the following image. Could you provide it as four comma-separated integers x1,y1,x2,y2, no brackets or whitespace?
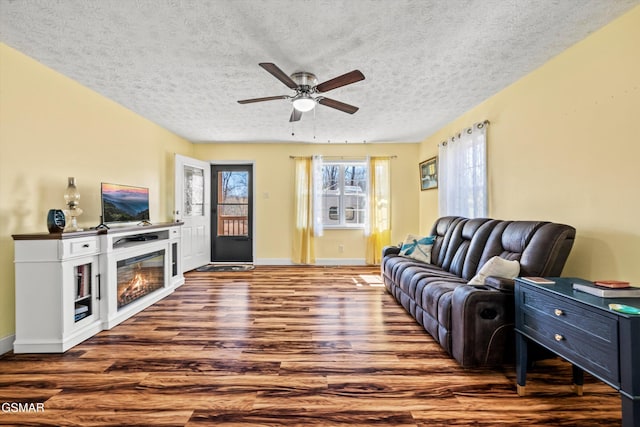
438,121,488,218
312,155,324,237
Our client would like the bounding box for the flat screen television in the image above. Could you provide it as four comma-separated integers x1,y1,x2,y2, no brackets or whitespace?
101,183,150,224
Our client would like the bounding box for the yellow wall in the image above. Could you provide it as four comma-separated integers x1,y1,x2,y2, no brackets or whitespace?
192,143,419,262
419,6,640,282
0,44,194,339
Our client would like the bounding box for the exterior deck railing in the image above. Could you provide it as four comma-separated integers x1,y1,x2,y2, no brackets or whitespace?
218,215,248,236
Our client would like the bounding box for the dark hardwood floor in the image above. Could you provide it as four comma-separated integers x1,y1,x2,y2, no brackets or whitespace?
0,266,622,426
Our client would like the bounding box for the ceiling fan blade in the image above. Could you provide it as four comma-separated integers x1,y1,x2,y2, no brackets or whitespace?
289,109,302,122
237,95,288,104
259,63,298,90
315,70,365,93
317,97,359,114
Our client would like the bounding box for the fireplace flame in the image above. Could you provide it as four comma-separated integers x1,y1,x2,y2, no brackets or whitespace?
117,255,164,310
130,272,148,290
118,269,153,307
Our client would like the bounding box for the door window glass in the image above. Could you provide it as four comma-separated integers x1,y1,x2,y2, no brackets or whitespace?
183,166,205,216
217,171,249,236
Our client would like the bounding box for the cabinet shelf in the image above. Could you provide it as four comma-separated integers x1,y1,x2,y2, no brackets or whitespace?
73,262,94,323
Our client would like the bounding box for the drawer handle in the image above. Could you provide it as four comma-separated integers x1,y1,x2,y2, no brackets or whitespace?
554,309,564,316
82,244,90,248
554,334,564,342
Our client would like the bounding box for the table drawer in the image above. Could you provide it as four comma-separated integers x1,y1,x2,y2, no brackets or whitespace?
520,308,619,386
518,286,620,387
521,287,618,341
60,237,100,258
170,227,180,239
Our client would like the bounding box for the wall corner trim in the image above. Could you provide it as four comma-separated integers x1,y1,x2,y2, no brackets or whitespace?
0,334,15,355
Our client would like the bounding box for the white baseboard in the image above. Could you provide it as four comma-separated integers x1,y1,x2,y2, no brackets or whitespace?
316,258,367,266
0,334,15,355
255,258,367,266
254,258,292,265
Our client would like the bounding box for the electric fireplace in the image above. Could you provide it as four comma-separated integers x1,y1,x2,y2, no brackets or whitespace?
116,249,165,310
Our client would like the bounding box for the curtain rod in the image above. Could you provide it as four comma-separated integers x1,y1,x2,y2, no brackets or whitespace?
289,155,397,160
440,120,490,145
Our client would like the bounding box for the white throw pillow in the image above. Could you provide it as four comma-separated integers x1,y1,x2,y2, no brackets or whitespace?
399,234,435,264
468,256,520,285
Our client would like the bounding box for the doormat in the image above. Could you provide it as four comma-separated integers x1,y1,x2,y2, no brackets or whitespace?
195,264,255,272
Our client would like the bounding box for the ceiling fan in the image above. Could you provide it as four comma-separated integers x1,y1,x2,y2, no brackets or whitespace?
238,63,365,122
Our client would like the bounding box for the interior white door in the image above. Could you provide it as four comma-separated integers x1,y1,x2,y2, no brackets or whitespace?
174,154,211,271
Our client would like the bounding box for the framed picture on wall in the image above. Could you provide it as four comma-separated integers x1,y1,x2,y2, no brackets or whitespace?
419,157,438,191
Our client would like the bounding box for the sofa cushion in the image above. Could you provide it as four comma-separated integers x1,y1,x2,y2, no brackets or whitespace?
468,256,520,285
441,218,495,278
429,216,466,267
399,234,435,263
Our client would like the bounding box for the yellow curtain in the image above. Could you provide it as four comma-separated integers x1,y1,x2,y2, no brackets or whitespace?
292,157,315,264
365,157,391,265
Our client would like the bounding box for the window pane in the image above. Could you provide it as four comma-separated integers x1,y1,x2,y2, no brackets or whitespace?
343,165,366,224
322,196,340,225
323,165,340,192
328,206,339,220
343,165,366,192
218,171,248,203
322,164,340,225
184,166,204,216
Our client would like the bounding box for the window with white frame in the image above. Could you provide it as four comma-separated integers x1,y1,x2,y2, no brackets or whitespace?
320,162,367,227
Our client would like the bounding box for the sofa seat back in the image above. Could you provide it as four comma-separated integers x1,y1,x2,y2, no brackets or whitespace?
477,221,576,277
429,216,466,267
441,219,502,280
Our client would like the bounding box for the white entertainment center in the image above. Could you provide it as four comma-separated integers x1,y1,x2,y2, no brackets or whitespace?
12,222,183,353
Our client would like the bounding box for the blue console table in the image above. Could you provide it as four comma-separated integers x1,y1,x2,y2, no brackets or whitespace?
515,277,640,427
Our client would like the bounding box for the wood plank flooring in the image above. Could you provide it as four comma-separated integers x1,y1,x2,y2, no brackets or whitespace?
0,266,622,426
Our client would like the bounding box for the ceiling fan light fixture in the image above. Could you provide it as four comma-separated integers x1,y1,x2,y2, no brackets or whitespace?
292,94,316,112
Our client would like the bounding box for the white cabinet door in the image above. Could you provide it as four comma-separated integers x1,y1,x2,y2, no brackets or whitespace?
174,154,211,271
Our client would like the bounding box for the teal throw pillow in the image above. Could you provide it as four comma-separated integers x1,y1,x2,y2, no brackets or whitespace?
399,234,436,264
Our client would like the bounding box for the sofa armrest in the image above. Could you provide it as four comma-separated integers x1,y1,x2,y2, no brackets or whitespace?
484,276,515,293
451,285,516,367
382,245,401,258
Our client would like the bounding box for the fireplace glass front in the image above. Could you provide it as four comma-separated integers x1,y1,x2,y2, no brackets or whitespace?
117,249,165,309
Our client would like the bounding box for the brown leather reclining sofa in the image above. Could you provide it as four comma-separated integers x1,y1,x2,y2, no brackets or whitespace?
381,216,576,368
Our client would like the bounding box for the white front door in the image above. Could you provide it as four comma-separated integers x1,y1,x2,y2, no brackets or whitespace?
175,154,211,271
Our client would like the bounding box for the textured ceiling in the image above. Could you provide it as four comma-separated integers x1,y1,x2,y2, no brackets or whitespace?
1,0,638,143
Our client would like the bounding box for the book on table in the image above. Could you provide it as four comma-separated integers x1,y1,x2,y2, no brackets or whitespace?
594,280,631,288
573,282,640,298
520,277,556,285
